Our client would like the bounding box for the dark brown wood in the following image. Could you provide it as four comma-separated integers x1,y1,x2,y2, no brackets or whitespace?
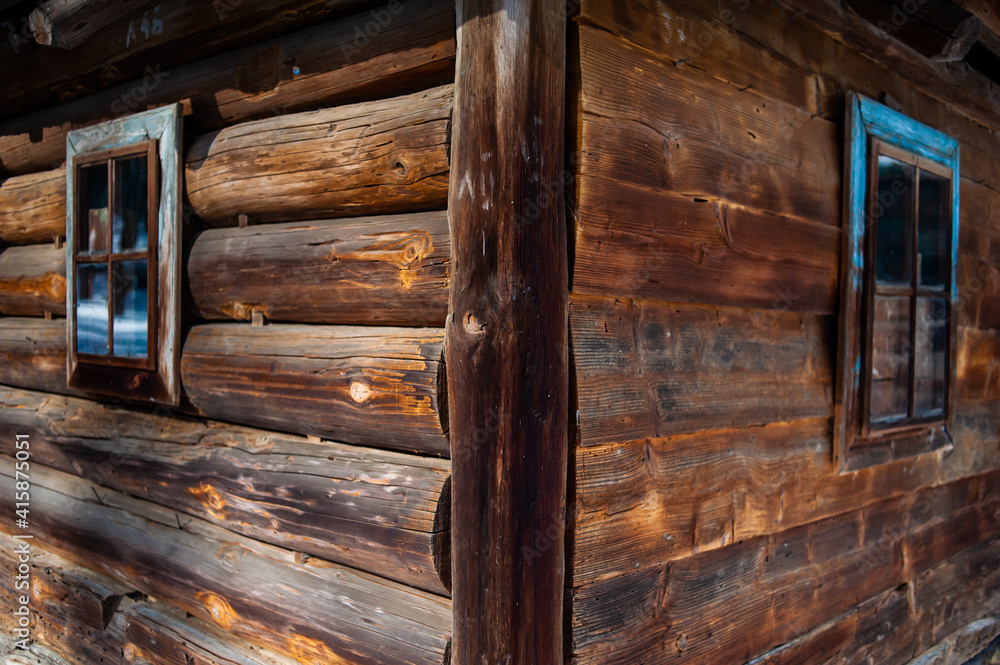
0,0,456,177
187,211,451,326
0,243,65,316
185,85,452,225
181,323,449,456
447,1,568,663
0,168,65,245
571,294,832,446
0,318,76,396
0,460,454,665
0,384,452,594
3,0,381,121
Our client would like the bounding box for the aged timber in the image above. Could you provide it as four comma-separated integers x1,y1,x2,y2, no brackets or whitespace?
0,168,65,245
0,243,65,316
185,85,453,225
447,0,568,663
181,323,449,456
0,459,453,665
0,385,451,594
187,212,450,326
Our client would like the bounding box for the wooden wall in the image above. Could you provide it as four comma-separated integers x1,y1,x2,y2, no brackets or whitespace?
0,1,456,662
567,0,1000,663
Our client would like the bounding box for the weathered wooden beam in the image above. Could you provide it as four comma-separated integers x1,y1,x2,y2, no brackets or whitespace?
0,0,455,177
447,0,568,662
0,318,74,396
181,323,449,456
0,168,65,245
187,211,450,326
0,384,452,594
0,243,65,316
185,85,452,226
0,460,453,665
4,0,383,120
29,0,116,49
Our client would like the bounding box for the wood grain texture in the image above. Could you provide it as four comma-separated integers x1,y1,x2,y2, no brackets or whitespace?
577,24,841,228
447,0,568,663
181,323,449,456
572,175,841,312
572,294,833,446
0,243,65,316
569,474,1000,664
0,459,453,665
0,385,451,594
0,318,74,396
185,85,452,226
0,0,455,177
0,168,65,245
3,0,380,119
0,531,300,665
187,211,450,326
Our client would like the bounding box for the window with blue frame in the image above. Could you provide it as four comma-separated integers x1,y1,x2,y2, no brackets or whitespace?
835,93,960,471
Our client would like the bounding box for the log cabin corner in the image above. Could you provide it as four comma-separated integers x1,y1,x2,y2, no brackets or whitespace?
0,0,998,664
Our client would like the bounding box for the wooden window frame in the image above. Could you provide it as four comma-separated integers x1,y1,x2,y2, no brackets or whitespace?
66,104,183,405
835,93,960,471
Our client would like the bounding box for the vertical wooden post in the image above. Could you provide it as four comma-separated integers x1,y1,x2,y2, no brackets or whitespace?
447,0,568,663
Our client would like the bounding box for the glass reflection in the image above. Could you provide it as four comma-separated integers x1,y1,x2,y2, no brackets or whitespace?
870,295,911,424
80,164,109,254
914,298,947,417
76,264,109,355
875,156,915,285
918,171,949,290
113,157,149,253
111,260,148,358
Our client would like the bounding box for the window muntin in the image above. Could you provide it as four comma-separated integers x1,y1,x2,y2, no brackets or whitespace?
66,104,182,405
835,93,960,471
72,141,158,368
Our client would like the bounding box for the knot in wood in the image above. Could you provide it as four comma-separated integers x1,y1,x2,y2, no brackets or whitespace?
350,381,373,403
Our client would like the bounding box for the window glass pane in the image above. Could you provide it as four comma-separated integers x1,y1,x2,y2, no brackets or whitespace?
113,156,149,253
875,156,915,285
111,260,148,358
76,264,109,355
914,297,947,417
79,164,109,254
870,295,911,424
918,171,950,290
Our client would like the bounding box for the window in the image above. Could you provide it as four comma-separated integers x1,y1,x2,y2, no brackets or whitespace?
835,94,960,471
66,104,182,404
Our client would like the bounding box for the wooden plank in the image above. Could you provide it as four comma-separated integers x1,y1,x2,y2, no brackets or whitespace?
2,0,386,120
0,168,65,245
0,458,453,665
571,294,833,446
187,211,450,326
577,24,842,228
0,243,65,316
181,323,449,456
572,175,840,312
0,318,75,396
0,0,455,177
957,326,1000,403
185,85,452,226
447,0,568,663
0,384,451,594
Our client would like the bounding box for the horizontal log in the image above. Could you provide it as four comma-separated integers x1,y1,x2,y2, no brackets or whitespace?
0,384,451,594
570,478,1000,664
181,323,449,456
571,294,832,445
0,318,72,396
187,211,450,326
0,168,65,245
958,326,1000,402
0,244,65,316
185,85,452,225
0,0,455,177
572,175,840,312
0,458,453,665
578,24,841,228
